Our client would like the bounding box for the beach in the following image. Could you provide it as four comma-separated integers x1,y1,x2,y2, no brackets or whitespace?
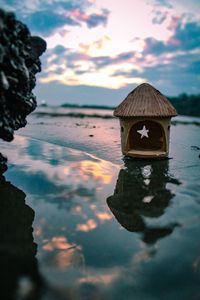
0,107,200,299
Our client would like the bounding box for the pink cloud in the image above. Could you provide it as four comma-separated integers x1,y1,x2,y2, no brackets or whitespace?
167,15,182,30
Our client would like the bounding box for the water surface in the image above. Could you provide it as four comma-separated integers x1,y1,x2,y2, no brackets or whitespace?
0,109,200,299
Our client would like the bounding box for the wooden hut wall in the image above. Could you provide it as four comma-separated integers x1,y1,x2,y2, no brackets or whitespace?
119,118,171,156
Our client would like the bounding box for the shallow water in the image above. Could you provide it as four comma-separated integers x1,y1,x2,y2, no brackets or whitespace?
15,107,200,165
0,108,200,299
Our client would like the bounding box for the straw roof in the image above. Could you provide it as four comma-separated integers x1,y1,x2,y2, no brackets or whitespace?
114,83,177,117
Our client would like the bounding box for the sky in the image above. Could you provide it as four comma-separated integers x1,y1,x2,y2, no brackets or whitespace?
1,0,200,106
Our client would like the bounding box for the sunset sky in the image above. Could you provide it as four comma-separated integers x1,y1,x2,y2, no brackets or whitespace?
2,0,200,105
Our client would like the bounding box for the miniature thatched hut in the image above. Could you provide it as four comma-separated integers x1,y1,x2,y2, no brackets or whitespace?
114,83,177,158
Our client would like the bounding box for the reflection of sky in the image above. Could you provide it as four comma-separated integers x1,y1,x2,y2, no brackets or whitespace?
1,123,200,298
1,135,119,202
0,135,121,266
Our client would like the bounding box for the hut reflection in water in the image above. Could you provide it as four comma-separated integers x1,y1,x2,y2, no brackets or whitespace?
107,159,181,244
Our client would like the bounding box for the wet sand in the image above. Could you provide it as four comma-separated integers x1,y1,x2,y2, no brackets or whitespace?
0,108,200,299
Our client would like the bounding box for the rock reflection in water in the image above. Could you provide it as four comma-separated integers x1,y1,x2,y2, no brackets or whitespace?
0,175,44,300
107,159,181,244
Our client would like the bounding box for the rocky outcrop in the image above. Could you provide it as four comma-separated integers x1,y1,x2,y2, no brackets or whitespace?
0,8,46,142
0,153,7,174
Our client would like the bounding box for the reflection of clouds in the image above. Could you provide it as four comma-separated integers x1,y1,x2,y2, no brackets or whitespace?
42,236,78,251
1,130,199,298
132,249,156,264
70,205,82,215
42,236,85,270
34,226,42,237
76,219,97,232
78,270,120,286
1,134,131,291
55,249,84,269
70,159,115,184
1,135,119,276
13,135,28,147
0,135,119,209
193,256,200,274
3,135,118,187
95,211,113,223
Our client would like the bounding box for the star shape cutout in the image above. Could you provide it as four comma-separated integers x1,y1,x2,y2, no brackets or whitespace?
137,125,149,139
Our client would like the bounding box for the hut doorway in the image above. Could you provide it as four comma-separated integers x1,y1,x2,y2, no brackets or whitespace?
128,120,166,152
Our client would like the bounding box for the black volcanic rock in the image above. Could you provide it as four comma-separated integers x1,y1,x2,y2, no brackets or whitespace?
0,8,46,142
0,153,7,174
0,174,45,299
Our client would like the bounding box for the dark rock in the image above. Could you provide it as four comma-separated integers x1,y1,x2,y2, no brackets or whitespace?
0,153,7,174
0,8,46,143
0,174,45,299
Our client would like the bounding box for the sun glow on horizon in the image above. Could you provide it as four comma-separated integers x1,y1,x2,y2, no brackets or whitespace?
41,0,175,90
33,0,200,97
39,70,145,89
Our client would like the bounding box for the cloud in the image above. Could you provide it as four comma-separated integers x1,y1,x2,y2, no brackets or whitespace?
152,11,168,25
143,38,167,56
38,16,200,94
144,19,200,55
167,15,181,30
91,51,135,69
35,43,200,104
83,9,109,28
3,0,91,14
174,21,200,51
67,8,109,29
39,45,143,91
41,43,136,74
0,0,109,36
53,45,68,55
114,50,200,96
154,0,173,9
21,10,79,36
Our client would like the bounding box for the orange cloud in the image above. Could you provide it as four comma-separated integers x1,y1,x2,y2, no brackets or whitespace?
96,211,113,223
79,36,111,57
55,248,84,269
168,15,181,30
66,8,108,28
78,271,120,285
70,205,82,215
69,159,115,184
168,37,181,46
42,236,76,251
76,219,97,232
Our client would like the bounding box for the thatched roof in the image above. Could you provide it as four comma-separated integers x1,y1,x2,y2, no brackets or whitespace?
114,83,177,118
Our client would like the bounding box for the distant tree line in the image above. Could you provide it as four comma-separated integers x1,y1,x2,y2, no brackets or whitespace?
167,93,200,117
60,93,200,117
61,103,116,110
